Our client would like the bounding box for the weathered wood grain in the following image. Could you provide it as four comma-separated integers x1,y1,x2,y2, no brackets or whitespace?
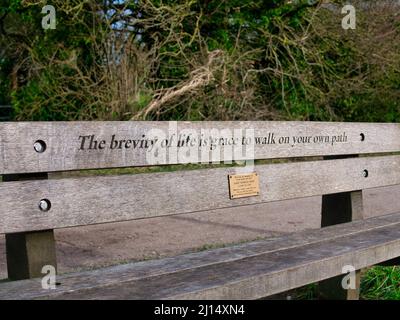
1,211,400,300
0,155,400,234
1,121,399,174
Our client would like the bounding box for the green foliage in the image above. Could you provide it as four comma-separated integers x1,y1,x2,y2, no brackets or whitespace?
286,266,400,300
361,267,400,300
1,0,400,123
0,0,112,119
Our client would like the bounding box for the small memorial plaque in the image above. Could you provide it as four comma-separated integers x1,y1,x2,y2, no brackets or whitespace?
228,173,260,199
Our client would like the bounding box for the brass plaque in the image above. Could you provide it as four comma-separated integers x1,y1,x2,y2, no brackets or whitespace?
228,173,260,199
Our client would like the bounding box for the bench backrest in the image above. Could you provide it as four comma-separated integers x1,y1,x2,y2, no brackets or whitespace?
1,121,400,234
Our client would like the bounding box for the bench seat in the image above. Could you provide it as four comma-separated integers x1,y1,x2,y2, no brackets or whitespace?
2,211,400,300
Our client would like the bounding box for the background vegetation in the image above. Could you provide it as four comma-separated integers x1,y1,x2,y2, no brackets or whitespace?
1,0,399,121
1,0,400,299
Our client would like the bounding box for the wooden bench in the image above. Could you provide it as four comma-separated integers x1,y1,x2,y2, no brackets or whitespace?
0,121,400,300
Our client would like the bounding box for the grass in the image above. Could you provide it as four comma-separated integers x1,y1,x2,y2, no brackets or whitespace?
287,266,400,300
194,236,266,252
360,266,400,300
52,162,244,179
49,157,327,180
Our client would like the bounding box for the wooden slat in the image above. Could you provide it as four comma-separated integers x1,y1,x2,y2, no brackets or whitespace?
0,155,400,234
0,121,399,174
3,173,58,281
1,211,400,300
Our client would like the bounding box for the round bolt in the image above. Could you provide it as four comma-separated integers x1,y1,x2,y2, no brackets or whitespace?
38,199,51,212
34,140,47,153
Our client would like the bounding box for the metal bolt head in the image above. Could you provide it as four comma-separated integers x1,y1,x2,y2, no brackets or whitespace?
34,140,46,153
39,199,51,212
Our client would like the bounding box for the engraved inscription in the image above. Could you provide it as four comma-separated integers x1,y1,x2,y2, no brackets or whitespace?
228,173,260,199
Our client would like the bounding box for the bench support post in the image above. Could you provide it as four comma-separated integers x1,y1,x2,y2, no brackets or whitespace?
6,230,57,280
3,173,57,281
318,156,364,300
318,190,363,300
